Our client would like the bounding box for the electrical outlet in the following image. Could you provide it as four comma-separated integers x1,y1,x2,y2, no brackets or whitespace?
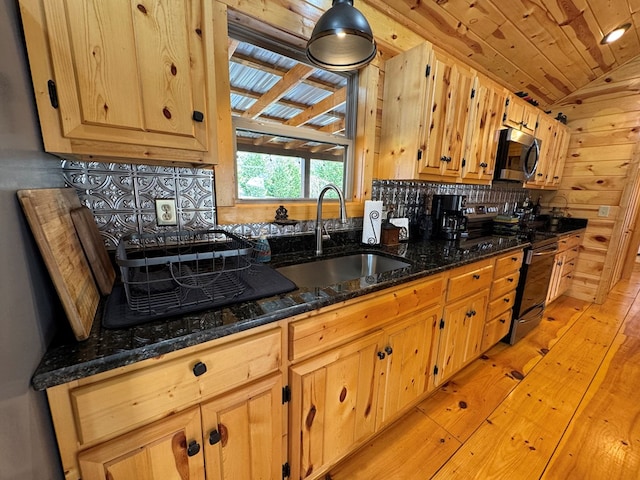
155,199,177,226
598,205,610,217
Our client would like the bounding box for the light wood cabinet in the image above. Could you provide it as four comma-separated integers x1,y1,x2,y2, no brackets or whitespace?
527,113,556,188
503,94,538,135
47,327,284,480
482,250,524,350
526,114,570,189
547,232,583,304
378,43,476,182
547,122,571,187
78,407,205,480
436,290,488,384
289,331,384,480
18,0,231,165
460,76,507,183
433,259,493,385
288,275,445,479
44,252,534,480
421,50,475,180
201,374,283,480
376,305,441,427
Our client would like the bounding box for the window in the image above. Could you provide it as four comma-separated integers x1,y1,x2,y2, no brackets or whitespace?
228,25,356,201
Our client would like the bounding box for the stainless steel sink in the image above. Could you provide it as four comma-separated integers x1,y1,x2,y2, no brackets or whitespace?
276,253,411,288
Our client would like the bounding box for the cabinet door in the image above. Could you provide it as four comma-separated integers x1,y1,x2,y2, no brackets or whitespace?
527,113,556,188
289,332,384,480
376,305,440,427
422,51,474,179
461,77,506,183
78,407,205,480
27,0,222,162
202,374,283,480
378,42,433,179
547,123,571,186
503,95,537,135
435,291,488,385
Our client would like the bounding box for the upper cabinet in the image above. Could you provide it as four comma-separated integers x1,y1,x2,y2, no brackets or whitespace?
18,0,232,165
379,42,505,185
525,114,571,189
460,75,507,184
502,94,538,136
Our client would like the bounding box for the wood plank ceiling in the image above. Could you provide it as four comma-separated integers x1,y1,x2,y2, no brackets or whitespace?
363,0,640,110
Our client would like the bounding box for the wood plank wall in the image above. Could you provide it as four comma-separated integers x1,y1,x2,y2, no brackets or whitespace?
546,56,640,303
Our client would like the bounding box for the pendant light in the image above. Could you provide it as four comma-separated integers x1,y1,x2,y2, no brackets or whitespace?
600,23,631,44
306,0,377,72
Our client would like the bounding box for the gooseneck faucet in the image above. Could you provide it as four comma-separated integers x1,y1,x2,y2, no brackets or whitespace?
316,183,348,256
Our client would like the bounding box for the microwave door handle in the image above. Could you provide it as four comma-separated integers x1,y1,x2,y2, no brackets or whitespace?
523,140,540,179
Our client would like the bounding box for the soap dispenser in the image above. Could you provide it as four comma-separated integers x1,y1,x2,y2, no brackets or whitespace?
254,229,271,263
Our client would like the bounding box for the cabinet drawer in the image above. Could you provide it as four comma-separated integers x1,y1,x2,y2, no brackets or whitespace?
558,233,582,251
491,271,520,300
482,310,512,351
71,328,281,445
447,260,494,302
494,250,524,278
290,275,444,361
487,290,516,320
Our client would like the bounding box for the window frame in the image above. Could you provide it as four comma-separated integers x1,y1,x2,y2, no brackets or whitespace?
228,23,357,202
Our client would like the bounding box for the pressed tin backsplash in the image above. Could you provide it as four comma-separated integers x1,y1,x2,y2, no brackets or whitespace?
63,160,528,249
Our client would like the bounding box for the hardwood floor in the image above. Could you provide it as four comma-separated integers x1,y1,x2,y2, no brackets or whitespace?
328,264,640,479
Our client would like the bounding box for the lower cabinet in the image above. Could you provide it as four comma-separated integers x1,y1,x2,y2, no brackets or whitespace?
201,375,283,480
289,304,441,480
435,290,488,384
78,407,205,480
547,231,583,304
77,374,282,480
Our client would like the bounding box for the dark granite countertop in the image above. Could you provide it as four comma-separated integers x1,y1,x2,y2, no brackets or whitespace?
34,226,592,391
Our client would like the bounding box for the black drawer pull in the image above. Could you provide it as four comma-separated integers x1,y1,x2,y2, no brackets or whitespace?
193,361,207,377
377,351,386,360
504,297,511,303
187,440,201,457
507,277,514,282
473,274,480,280
209,429,221,445
384,346,393,355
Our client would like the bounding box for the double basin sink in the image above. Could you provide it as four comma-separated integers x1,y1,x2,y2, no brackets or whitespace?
276,252,412,289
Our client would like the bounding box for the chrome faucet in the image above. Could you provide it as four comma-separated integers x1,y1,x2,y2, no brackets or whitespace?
315,183,347,256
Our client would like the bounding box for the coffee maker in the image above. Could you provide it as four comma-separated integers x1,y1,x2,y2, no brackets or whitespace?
431,194,468,240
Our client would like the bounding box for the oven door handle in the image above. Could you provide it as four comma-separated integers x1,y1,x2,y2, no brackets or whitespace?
533,247,558,256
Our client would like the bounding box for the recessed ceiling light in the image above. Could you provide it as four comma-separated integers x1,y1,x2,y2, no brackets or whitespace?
601,23,631,44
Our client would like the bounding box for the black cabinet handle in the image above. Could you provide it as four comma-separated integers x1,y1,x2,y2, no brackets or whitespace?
187,440,201,457
209,429,221,445
192,110,204,122
503,297,510,303
473,274,480,280
377,351,386,360
385,346,393,355
441,155,448,162
193,361,207,377
480,162,488,168
499,318,506,323
507,277,514,282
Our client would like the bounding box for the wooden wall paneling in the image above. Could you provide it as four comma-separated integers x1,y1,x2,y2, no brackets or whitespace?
353,63,379,201
568,129,640,149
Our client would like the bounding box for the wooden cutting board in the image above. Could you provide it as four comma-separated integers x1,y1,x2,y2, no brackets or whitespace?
18,188,99,341
71,206,116,295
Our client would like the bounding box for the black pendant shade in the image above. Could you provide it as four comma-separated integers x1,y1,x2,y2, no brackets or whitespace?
306,0,377,71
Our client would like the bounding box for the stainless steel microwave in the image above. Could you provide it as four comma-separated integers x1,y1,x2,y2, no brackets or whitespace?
493,128,541,182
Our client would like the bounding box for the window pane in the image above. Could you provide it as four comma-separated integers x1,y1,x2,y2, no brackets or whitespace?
237,151,302,199
310,159,344,198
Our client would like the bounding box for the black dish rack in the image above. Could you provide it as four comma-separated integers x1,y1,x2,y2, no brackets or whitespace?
116,229,254,316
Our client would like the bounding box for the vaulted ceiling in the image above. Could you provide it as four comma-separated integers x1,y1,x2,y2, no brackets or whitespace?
363,0,640,109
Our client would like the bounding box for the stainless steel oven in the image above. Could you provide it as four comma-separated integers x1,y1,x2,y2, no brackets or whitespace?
508,235,558,344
